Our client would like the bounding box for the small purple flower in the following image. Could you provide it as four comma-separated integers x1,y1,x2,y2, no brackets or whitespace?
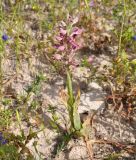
1,139,8,145
2,34,9,41
90,0,94,7
0,135,3,141
132,35,136,41
0,132,8,145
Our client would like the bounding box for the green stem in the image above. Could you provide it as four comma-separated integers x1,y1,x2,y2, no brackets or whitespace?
118,0,126,56
84,0,89,8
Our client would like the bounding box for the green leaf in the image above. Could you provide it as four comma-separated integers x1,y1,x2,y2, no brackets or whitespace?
120,50,128,61
16,110,21,129
73,103,81,131
56,133,71,154
131,59,136,65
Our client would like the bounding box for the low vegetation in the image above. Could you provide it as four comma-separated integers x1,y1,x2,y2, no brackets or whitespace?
0,0,136,159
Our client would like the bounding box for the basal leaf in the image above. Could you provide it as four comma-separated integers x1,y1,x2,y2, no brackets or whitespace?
66,71,74,104
73,103,81,131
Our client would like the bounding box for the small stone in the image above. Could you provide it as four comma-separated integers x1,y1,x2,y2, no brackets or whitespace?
79,82,105,113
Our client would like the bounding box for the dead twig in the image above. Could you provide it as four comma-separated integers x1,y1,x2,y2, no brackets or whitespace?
83,110,97,160
88,139,136,154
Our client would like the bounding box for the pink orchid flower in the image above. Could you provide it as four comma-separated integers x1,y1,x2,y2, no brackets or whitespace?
58,45,65,51
60,28,67,36
56,36,63,41
70,27,83,38
54,44,65,51
68,37,79,50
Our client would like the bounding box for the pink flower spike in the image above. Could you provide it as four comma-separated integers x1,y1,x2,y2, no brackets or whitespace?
53,54,62,60
60,28,67,35
88,56,94,64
